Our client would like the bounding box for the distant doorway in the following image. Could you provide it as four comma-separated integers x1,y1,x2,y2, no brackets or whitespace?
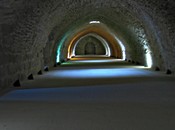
85,42,96,55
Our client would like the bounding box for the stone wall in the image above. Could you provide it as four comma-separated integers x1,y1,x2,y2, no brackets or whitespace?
0,0,175,90
75,36,106,55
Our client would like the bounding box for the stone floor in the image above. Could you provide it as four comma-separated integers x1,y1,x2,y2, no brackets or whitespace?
0,60,175,130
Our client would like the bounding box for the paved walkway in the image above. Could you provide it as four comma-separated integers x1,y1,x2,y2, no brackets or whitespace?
0,60,175,130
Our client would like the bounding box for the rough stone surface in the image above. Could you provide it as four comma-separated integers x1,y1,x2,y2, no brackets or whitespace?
0,0,175,90
75,36,106,55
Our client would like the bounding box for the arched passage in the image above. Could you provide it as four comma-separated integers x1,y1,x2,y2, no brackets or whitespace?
73,33,111,57
67,24,123,59
1,0,175,91
57,22,125,62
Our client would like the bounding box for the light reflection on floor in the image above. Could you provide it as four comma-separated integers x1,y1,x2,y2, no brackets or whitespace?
1,82,175,103
47,68,157,78
12,60,164,89
66,58,123,63
46,59,157,78
1,60,175,130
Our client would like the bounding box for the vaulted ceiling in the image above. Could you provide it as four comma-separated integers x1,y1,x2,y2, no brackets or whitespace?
1,0,175,88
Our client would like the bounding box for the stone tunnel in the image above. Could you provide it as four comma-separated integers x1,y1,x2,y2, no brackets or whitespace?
1,0,175,89
0,0,175,129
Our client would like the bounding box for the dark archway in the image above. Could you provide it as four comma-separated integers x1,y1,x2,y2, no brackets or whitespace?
84,42,96,55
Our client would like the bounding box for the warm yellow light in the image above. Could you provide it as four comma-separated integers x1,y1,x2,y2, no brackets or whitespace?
67,24,123,59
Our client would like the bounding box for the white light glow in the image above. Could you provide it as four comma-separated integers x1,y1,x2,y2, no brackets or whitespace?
146,52,153,68
89,21,100,24
113,36,126,60
144,45,153,68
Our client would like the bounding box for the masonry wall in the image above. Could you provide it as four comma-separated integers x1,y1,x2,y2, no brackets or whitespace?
0,0,175,90
75,36,106,55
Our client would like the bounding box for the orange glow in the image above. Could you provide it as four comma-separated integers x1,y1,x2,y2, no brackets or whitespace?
67,24,122,59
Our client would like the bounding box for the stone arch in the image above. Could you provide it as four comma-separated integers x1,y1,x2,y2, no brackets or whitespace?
63,23,123,60
73,33,111,56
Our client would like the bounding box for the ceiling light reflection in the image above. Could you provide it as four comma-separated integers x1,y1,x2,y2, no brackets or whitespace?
89,21,100,24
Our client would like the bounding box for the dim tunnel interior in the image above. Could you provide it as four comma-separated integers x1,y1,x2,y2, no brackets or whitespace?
1,0,175,89
0,0,175,130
